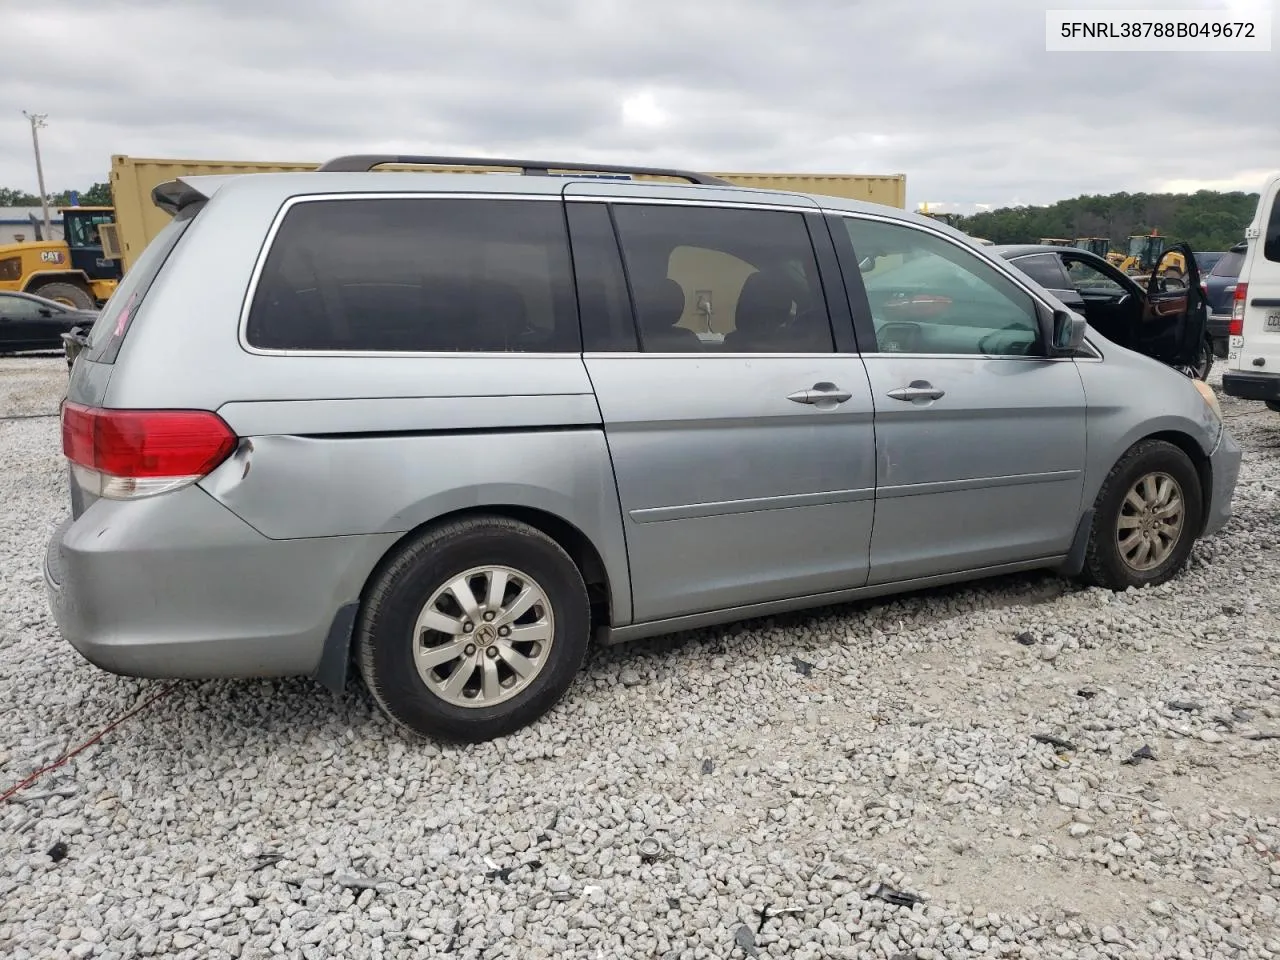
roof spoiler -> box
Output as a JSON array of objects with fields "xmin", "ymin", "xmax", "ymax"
[
  {"xmin": 315, "ymin": 153, "xmax": 733, "ymax": 186},
  {"xmin": 151, "ymin": 178, "xmax": 211, "ymax": 216}
]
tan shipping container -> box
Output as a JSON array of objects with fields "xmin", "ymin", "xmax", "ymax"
[{"xmin": 110, "ymin": 155, "xmax": 907, "ymax": 271}]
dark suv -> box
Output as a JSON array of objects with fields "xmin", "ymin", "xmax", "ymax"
[{"xmin": 1204, "ymin": 242, "xmax": 1247, "ymax": 357}]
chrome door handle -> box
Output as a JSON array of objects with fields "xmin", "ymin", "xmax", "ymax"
[
  {"xmin": 788, "ymin": 382, "xmax": 853, "ymax": 405},
  {"xmin": 886, "ymin": 381, "xmax": 946, "ymax": 402}
]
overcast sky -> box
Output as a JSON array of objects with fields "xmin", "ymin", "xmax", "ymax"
[{"xmin": 1, "ymin": 0, "xmax": 1275, "ymax": 212}]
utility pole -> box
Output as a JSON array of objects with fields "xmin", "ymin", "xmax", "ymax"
[{"xmin": 22, "ymin": 111, "xmax": 51, "ymax": 238}]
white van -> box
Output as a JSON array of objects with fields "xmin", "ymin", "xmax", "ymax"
[{"xmin": 1223, "ymin": 173, "xmax": 1280, "ymax": 411}]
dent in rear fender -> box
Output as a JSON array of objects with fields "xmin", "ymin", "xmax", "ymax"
[
  {"xmin": 1075, "ymin": 351, "xmax": 1221, "ymax": 503},
  {"xmin": 55, "ymin": 486, "xmax": 398, "ymax": 676},
  {"xmin": 199, "ymin": 427, "xmax": 633, "ymax": 625}
]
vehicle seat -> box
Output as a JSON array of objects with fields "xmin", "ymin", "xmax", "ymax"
[
  {"xmin": 635, "ymin": 278, "xmax": 701, "ymax": 352},
  {"xmin": 723, "ymin": 272, "xmax": 795, "ymax": 352}
]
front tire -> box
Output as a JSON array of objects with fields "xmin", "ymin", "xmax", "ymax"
[
  {"xmin": 1080, "ymin": 440, "xmax": 1203, "ymax": 590},
  {"xmin": 356, "ymin": 516, "xmax": 590, "ymax": 743},
  {"xmin": 31, "ymin": 281, "xmax": 94, "ymax": 311}
]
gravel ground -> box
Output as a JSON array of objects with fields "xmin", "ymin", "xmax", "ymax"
[{"xmin": 2, "ymin": 355, "xmax": 1279, "ymax": 960}]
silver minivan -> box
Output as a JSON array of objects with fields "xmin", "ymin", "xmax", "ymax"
[{"xmin": 45, "ymin": 155, "xmax": 1241, "ymax": 742}]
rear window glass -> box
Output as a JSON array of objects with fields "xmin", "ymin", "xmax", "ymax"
[
  {"xmin": 82, "ymin": 211, "xmax": 194, "ymax": 364},
  {"xmin": 245, "ymin": 198, "xmax": 580, "ymax": 353},
  {"xmin": 1209, "ymin": 250, "xmax": 1245, "ymax": 276}
]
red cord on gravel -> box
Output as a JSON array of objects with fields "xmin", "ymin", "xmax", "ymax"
[{"xmin": 0, "ymin": 683, "xmax": 178, "ymax": 804}]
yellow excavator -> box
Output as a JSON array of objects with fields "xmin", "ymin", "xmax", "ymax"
[{"xmin": 1111, "ymin": 231, "xmax": 1186, "ymax": 279}]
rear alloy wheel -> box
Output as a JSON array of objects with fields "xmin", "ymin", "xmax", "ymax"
[
  {"xmin": 32, "ymin": 281, "xmax": 94, "ymax": 311},
  {"xmin": 1080, "ymin": 439, "xmax": 1203, "ymax": 590},
  {"xmin": 356, "ymin": 516, "xmax": 590, "ymax": 743}
]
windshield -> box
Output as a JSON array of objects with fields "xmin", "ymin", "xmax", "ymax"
[{"xmin": 1127, "ymin": 237, "xmax": 1145, "ymax": 258}]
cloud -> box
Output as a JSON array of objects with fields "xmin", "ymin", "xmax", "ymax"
[{"xmin": 0, "ymin": 0, "xmax": 1274, "ymax": 209}]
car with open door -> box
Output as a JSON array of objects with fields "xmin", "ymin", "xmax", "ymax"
[
  {"xmin": 0, "ymin": 290, "xmax": 99, "ymax": 354},
  {"xmin": 993, "ymin": 242, "xmax": 1212, "ymax": 380}
]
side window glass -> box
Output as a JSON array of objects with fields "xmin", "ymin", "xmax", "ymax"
[
  {"xmin": 246, "ymin": 198, "xmax": 580, "ymax": 353},
  {"xmin": 2, "ymin": 297, "xmax": 41, "ymax": 318},
  {"xmin": 844, "ymin": 218, "xmax": 1042, "ymax": 357},
  {"xmin": 1266, "ymin": 194, "xmax": 1280, "ymax": 263},
  {"xmin": 565, "ymin": 202, "xmax": 637, "ymax": 352},
  {"xmin": 609, "ymin": 204, "xmax": 835, "ymax": 354},
  {"xmin": 1065, "ymin": 258, "xmax": 1126, "ymax": 293},
  {"xmin": 1012, "ymin": 254, "xmax": 1070, "ymax": 290}
]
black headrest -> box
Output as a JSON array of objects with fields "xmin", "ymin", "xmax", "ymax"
[
  {"xmin": 735, "ymin": 272, "xmax": 794, "ymax": 335},
  {"xmin": 638, "ymin": 278, "xmax": 687, "ymax": 330}
]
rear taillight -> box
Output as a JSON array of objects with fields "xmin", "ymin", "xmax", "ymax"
[
  {"xmin": 61, "ymin": 402, "xmax": 237, "ymax": 499},
  {"xmin": 1229, "ymin": 283, "xmax": 1248, "ymax": 336}
]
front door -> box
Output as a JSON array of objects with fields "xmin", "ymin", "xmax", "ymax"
[
  {"xmin": 833, "ymin": 214, "xmax": 1088, "ymax": 585},
  {"xmin": 566, "ymin": 190, "xmax": 878, "ymax": 623},
  {"xmin": 1059, "ymin": 253, "xmax": 1145, "ymax": 350},
  {"xmin": 1137, "ymin": 242, "xmax": 1207, "ymax": 369}
]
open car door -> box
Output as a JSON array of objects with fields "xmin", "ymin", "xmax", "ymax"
[{"xmin": 1136, "ymin": 241, "xmax": 1210, "ymax": 376}]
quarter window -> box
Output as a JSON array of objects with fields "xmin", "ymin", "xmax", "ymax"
[
  {"xmin": 246, "ymin": 198, "xmax": 580, "ymax": 353},
  {"xmin": 844, "ymin": 218, "xmax": 1042, "ymax": 357},
  {"xmin": 609, "ymin": 204, "xmax": 835, "ymax": 353},
  {"xmin": 1011, "ymin": 253, "xmax": 1071, "ymax": 290}
]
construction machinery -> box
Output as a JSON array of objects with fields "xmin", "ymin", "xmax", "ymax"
[
  {"xmin": 1112, "ymin": 232, "xmax": 1187, "ymax": 279},
  {"xmin": 1072, "ymin": 237, "xmax": 1111, "ymax": 258},
  {"xmin": 108, "ymin": 155, "xmax": 909, "ymax": 273},
  {"xmin": 1040, "ymin": 238, "xmax": 1073, "ymax": 247},
  {"xmin": 0, "ymin": 205, "xmax": 121, "ymax": 308}
]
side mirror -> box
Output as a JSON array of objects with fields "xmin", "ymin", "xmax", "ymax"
[{"xmin": 1048, "ymin": 309, "xmax": 1087, "ymax": 356}]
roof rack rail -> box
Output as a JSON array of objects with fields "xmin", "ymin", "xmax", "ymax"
[{"xmin": 315, "ymin": 154, "xmax": 733, "ymax": 186}]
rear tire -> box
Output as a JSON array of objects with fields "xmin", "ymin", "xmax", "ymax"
[
  {"xmin": 1079, "ymin": 440, "xmax": 1203, "ymax": 590},
  {"xmin": 356, "ymin": 516, "xmax": 590, "ymax": 743},
  {"xmin": 32, "ymin": 281, "xmax": 94, "ymax": 311}
]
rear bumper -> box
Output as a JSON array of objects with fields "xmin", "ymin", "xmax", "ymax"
[
  {"xmin": 44, "ymin": 486, "xmax": 396, "ymax": 682},
  {"xmin": 1222, "ymin": 370, "xmax": 1280, "ymax": 402},
  {"xmin": 1206, "ymin": 313, "xmax": 1232, "ymax": 340},
  {"xmin": 1202, "ymin": 427, "xmax": 1242, "ymax": 538}
]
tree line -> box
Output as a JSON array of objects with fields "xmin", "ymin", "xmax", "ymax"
[
  {"xmin": 956, "ymin": 189, "xmax": 1258, "ymax": 252},
  {"xmin": 0, "ymin": 182, "xmax": 112, "ymax": 208}
]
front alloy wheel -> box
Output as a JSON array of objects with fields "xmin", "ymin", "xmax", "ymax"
[
  {"xmin": 1081, "ymin": 438, "xmax": 1203, "ymax": 590},
  {"xmin": 1115, "ymin": 471, "xmax": 1185, "ymax": 572}
]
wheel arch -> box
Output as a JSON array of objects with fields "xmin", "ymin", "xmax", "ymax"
[
  {"xmin": 1141, "ymin": 429, "xmax": 1213, "ymax": 536},
  {"xmin": 315, "ymin": 504, "xmax": 624, "ymax": 695},
  {"xmin": 357, "ymin": 504, "xmax": 617, "ymax": 627},
  {"xmin": 23, "ymin": 269, "xmax": 92, "ymax": 293}
]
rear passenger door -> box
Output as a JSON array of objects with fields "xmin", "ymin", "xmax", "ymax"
[{"xmin": 565, "ymin": 185, "xmax": 878, "ymax": 623}]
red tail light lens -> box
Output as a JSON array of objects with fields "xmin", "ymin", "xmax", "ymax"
[
  {"xmin": 61, "ymin": 402, "xmax": 237, "ymax": 499},
  {"xmin": 1229, "ymin": 283, "xmax": 1248, "ymax": 336}
]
